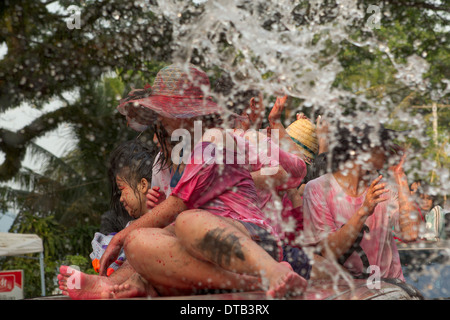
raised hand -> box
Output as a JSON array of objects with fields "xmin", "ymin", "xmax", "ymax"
[
  {"xmin": 361, "ymin": 175, "xmax": 389, "ymax": 216},
  {"xmin": 296, "ymin": 112, "xmax": 308, "ymax": 120},
  {"xmin": 268, "ymin": 95, "xmax": 288, "ymax": 127},
  {"xmin": 388, "ymin": 149, "xmax": 406, "ymax": 176}
]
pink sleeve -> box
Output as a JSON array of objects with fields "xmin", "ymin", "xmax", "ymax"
[
  {"xmin": 277, "ymin": 146, "xmax": 307, "ymax": 189},
  {"xmin": 302, "ymin": 181, "xmax": 337, "ymax": 246},
  {"xmin": 257, "ymin": 136, "xmax": 307, "ymax": 190},
  {"xmin": 170, "ymin": 163, "xmax": 212, "ymax": 208}
]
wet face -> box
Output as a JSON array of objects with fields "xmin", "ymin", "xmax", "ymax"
[
  {"xmin": 366, "ymin": 146, "xmax": 386, "ymax": 171},
  {"xmin": 418, "ymin": 193, "xmax": 433, "ymax": 212},
  {"xmin": 116, "ymin": 175, "xmax": 148, "ymax": 219}
]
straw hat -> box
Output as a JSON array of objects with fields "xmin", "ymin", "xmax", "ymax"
[
  {"xmin": 286, "ymin": 118, "xmax": 318, "ymax": 164},
  {"xmin": 117, "ymin": 64, "xmax": 225, "ymax": 131}
]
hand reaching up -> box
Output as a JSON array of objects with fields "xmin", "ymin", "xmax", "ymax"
[
  {"xmin": 268, "ymin": 95, "xmax": 288, "ymax": 127},
  {"xmin": 361, "ymin": 175, "xmax": 389, "ymax": 217}
]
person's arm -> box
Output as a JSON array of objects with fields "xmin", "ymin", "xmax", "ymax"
[
  {"xmin": 390, "ymin": 154, "xmax": 419, "ymax": 242},
  {"xmin": 251, "ymin": 166, "xmax": 289, "ymax": 190},
  {"xmin": 315, "ymin": 115, "xmax": 329, "ymax": 154},
  {"xmin": 286, "ymin": 184, "xmax": 305, "ymax": 209},
  {"xmin": 251, "ymin": 138, "xmax": 307, "ymax": 191},
  {"xmin": 99, "ymin": 195, "xmax": 187, "ymax": 275}
]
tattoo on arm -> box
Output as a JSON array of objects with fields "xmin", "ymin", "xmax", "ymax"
[{"xmin": 198, "ymin": 228, "xmax": 245, "ymax": 267}]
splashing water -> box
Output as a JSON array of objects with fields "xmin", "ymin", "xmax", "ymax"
[
  {"xmin": 138, "ymin": 0, "xmax": 449, "ymax": 297},
  {"xmin": 149, "ymin": 0, "xmax": 448, "ymax": 188}
]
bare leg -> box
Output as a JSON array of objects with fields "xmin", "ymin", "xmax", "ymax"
[
  {"xmin": 174, "ymin": 209, "xmax": 307, "ymax": 298},
  {"xmin": 123, "ymin": 225, "xmax": 263, "ymax": 295}
]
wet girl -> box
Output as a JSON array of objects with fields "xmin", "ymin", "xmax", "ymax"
[{"xmin": 60, "ymin": 139, "xmax": 161, "ymax": 298}]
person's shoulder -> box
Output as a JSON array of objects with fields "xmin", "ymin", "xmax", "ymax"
[
  {"xmin": 304, "ymin": 173, "xmax": 332, "ymax": 194},
  {"xmin": 306, "ymin": 173, "xmax": 331, "ymax": 186}
]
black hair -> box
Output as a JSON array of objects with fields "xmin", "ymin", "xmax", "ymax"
[
  {"xmin": 108, "ymin": 139, "xmax": 158, "ymax": 214},
  {"xmin": 152, "ymin": 113, "xmax": 224, "ymax": 173},
  {"xmin": 329, "ymin": 122, "xmax": 396, "ymax": 173},
  {"xmin": 303, "ymin": 152, "xmax": 329, "ymax": 184},
  {"xmin": 411, "ymin": 179, "xmax": 441, "ymax": 206},
  {"xmin": 153, "ymin": 121, "xmax": 174, "ymax": 172}
]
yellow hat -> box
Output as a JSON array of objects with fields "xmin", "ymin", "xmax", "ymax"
[{"xmin": 286, "ymin": 118, "xmax": 318, "ymax": 164}]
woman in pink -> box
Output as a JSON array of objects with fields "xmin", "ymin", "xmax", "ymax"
[
  {"xmin": 302, "ymin": 123, "xmax": 419, "ymax": 281},
  {"xmin": 59, "ymin": 64, "xmax": 307, "ymax": 299}
]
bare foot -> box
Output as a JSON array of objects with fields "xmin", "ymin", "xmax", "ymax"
[
  {"xmin": 111, "ymin": 273, "xmax": 159, "ymax": 299},
  {"xmin": 58, "ymin": 265, "xmax": 115, "ymax": 300},
  {"xmin": 266, "ymin": 262, "xmax": 308, "ymax": 299}
]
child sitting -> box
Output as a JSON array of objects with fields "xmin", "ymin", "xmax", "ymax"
[{"xmin": 90, "ymin": 139, "xmax": 159, "ymax": 276}]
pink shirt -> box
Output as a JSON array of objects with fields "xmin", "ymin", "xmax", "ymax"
[
  {"xmin": 302, "ymin": 173, "xmax": 404, "ymax": 280},
  {"xmin": 152, "ymin": 131, "xmax": 307, "ymax": 239},
  {"xmin": 171, "ymin": 139, "xmax": 276, "ymax": 236},
  {"xmin": 280, "ymin": 193, "xmax": 304, "ymax": 246}
]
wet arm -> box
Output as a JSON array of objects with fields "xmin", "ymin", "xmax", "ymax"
[
  {"xmin": 251, "ymin": 166, "xmax": 288, "ymax": 190},
  {"xmin": 320, "ymin": 207, "xmax": 368, "ymax": 259},
  {"xmin": 394, "ymin": 169, "xmax": 419, "ymax": 242},
  {"xmin": 112, "ymin": 196, "xmax": 187, "ymax": 247},
  {"xmin": 251, "ymin": 131, "xmax": 306, "ymax": 191},
  {"xmin": 99, "ymin": 195, "xmax": 187, "ymax": 275}
]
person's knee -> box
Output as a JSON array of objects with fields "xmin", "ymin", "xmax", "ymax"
[
  {"xmin": 123, "ymin": 228, "xmax": 165, "ymax": 259},
  {"xmin": 123, "ymin": 228, "xmax": 146, "ymax": 258},
  {"xmin": 174, "ymin": 209, "xmax": 205, "ymax": 237}
]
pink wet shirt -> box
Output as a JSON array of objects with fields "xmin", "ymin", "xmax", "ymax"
[
  {"xmin": 302, "ymin": 173, "xmax": 404, "ymax": 280},
  {"xmin": 170, "ymin": 136, "xmax": 278, "ymax": 239}
]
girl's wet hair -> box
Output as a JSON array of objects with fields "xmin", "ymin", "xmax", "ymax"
[
  {"xmin": 108, "ymin": 139, "xmax": 158, "ymax": 213},
  {"xmin": 153, "ymin": 121, "xmax": 174, "ymax": 172}
]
